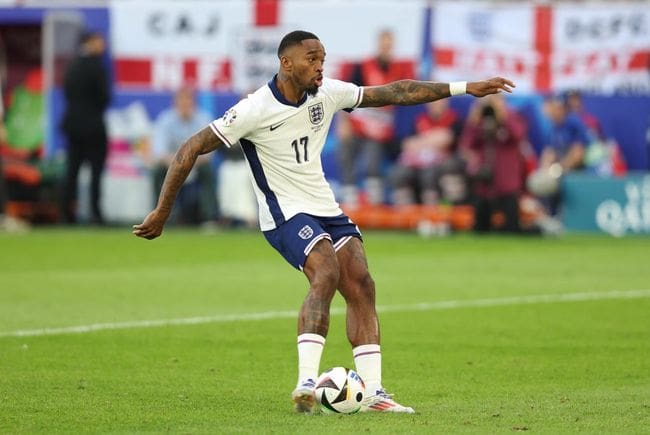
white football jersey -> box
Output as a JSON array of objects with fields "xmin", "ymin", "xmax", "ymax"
[{"xmin": 210, "ymin": 76, "xmax": 363, "ymax": 231}]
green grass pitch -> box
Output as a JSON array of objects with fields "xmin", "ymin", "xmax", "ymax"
[{"xmin": 1, "ymin": 229, "xmax": 649, "ymax": 433}]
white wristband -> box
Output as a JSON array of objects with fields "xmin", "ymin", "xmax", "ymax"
[{"xmin": 449, "ymin": 81, "xmax": 467, "ymax": 96}]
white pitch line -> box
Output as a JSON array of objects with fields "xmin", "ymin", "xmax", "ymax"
[{"xmin": 2, "ymin": 289, "xmax": 649, "ymax": 339}]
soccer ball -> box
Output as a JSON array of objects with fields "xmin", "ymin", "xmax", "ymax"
[
  {"xmin": 526, "ymin": 163, "xmax": 563, "ymax": 197},
  {"xmin": 314, "ymin": 367, "xmax": 365, "ymax": 414}
]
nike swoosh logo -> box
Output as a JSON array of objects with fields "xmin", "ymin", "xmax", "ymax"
[{"xmin": 269, "ymin": 122, "xmax": 285, "ymax": 131}]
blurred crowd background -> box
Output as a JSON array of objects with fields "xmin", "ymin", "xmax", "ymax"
[{"xmin": 1, "ymin": 0, "xmax": 649, "ymax": 237}]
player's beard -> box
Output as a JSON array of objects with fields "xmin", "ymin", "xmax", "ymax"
[{"xmin": 306, "ymin": 85, "xmax": 319, "ymax": 96}]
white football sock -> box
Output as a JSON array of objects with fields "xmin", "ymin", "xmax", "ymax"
[
  {"xmin": 353, "ymin": 344, "xmax": 382, "ymax": 395},
  {"xmin": 297, "ymin": 333, "xmax": 326, "ymax": 386}
]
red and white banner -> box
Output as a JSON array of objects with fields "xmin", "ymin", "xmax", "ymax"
[
  {"xmin": 433, "ymin": 2, "xmax": 539, "ymax": 93},
  {"xmin": 110, "ymin": 0, "xmax": 250, "ymax": 90},
  {"xmin": 110, "ymin": 0, "xmax": 650, "ymax": 94},
  {"xmin": 551, "ymin": 5, "xmax": 650, "ymax": 93},
  {"xmin": 433, "ymin": 1, "xmax": 650, "ymax": 94},
  {"xmin": 110, "ymin": 0, "xmax": 426, "ymax": 92}
]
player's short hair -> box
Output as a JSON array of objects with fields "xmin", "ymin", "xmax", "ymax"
[{"xmin": 277, "ymin": 30, "xmax": 320, "ymax": 58}]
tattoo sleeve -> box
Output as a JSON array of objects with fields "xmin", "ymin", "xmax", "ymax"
[
  {"xmin": 359, "ymin": 80, "xmax": 450, "ymax": 107},
  {"xmin": 155, "ymin": 126, "xmax": 223, "ymax": 215}
]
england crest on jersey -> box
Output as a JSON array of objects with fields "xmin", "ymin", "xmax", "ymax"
[
  {"xmin": 298, "ymin": 225, "xmax": 314, "ymax": 240},
  {"xmin": 222, "ymin": 108, "xmax": 237, "ymax": 126},
  {"xmin": 308, "ymin": 102, "xmax": 324, "ymax": 125}
]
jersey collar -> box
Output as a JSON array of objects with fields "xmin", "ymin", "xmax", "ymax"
[{"xmin": 268, "ymin": 74, "xmax": 308, "ymax": 108}]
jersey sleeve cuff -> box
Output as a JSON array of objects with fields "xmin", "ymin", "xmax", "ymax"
[
  {"xmin": 209, "ymin": 121, "xmax": 233, "ymax": 148},
  {"xmin": 353, "ymin": 86, "xmax": 364, "ymax": 109},
  {"xmin": 343, "ymin": 86, "xmax": 364, "ymax": 113}
]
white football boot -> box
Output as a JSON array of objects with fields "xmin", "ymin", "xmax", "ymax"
[
  {"xmin": 291, "ymin": 378, "xmax": 316, "ymax": 413},
  {"xmin": 361, "ymin": 388, "xmax": 415, "ymax": 413}
]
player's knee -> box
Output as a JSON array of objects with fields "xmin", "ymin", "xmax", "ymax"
[
  {"xmin": 342, "ymin": 272, "xmax": 375, "ymax": 305},
  {"xmin": 304, "ymin": 239, "xmax": 340, "ymax": 293},
  {"xmin": 319, "ymin": 265, "xmax": 340, "ymax": 291},
  {"xmin": 311, "ymin": 262, "xmax": 340, "ymax": 297},
  {"xmin": 358, "ymin": 272, "xmax": 376, "ymax": 302}
]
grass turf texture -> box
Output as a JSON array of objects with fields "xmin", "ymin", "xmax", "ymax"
[{"xmin": 1, "ymin": 229, "xmax": 649, "ymax": 433}]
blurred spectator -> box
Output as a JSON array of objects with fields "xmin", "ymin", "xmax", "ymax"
[
  {"xmin": 0, "ymin": 40, "xmax": 30, "ymax": 233},
  {"xmin": 0, "ymin": 79, "xmax": 9, "ymax": 230},
  {"xmin": 460, "ymin": 95, "xmax": 527, "ymax": 233},
  {"xmin": 0, "ymin": 72, "xmax": 5, "ymax": 208},
  {"xmin": 61, "ymin": 31, "xmax": 110, "ymax": 225},
  {"xmin": 565, "ymin": 90, "xmax": 627, "ymax": 177},
  {"xmin": 389, "ymin": 98, "xmax": 465, "ymax": 205},
  {"xmin": 538, "ymin": 96, "xmax": 589, "ymax": 215},
  {"xmin": 336, "ymin": 29, "xmax": 413, "ymax": 207},
  {"xmin": 540, "ymin": 96, "xmax": 588, "ymax": 173},
  {"xmin": 152, "ymin": 86, "xmax": 217, "ymax": 225},
  {"xmin": 564, "ymin": 90, "xmax": 602, "ymax": 141},
  {"xmin": 217, "ymin": 143, "xmax": 257, "ymax": 229}
]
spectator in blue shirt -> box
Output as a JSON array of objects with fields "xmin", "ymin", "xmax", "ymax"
[
  {"xmin": 537, "ymin": 96, "xmax": 589, "ymax": 216},
  {"xmin": 152, "ymin": 86, "xmax": 217, "ymax": 224},
  {"xmin": 540, "ymin": 96, "xmax": 589, "ymax": 172}
]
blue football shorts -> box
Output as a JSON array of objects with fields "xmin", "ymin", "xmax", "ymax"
[{"xmin": 263, "ymin": 213, "xmax": 362, "ymax": 270}]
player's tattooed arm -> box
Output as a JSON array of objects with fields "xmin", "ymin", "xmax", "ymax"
[
  {"xmin": 133, "ymin": 127, "xmax": 223, "ymax": 239},
  {"xmin": 360, "ymin": 80, "xmax": 450, "ymax": 107},
  {"xmin": 359, "ymin": 77, "xmax": 515, "ymax": 107},
  {"xmin": 157, "ymin": 127, "xmax": 221, "ymax": 215}
]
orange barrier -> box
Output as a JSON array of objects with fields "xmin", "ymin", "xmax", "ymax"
[
  {"xmin": 342, "ymin": 204, "xmax": 475, "ymax": 231},
  {"xmin": 5, "ymin": 200, "xmax": 59, "ymax": 222}
]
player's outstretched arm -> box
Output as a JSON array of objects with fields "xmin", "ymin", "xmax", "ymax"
[
  {"xmin": 359, "ymin": 77, "xmax": 515, "ymax": 108},
  {"xmin": 133, "ymin": 127, "xmax": 223, "ymax": 240}
]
